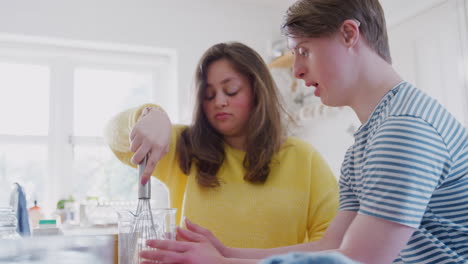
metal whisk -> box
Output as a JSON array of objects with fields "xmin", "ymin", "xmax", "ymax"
[{"xmin": 128, "ymin": 156, "xmax": 158, "ymax": 264}]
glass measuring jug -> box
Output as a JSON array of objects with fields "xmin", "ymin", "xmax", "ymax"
[{"xmin": 117, "ymin": 208, "xmax": 176, "ymax": 264}]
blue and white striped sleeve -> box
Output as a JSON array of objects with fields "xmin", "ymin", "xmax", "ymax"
[
  {"xmin": 358, "ymin": 116, "xmax": 451, "ymax": 228},
  {"xmin": 339, "ymin": 148, "xmax": 360, "ymax": 212}
]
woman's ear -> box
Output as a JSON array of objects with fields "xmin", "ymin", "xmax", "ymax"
[{"xmin": 340, "ymin": 19, "xmax": 360, "ymax": 47}]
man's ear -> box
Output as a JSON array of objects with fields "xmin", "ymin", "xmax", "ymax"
[{"xmin": 340, "ymin": 19, "xmax": 360, "ymax": 47}]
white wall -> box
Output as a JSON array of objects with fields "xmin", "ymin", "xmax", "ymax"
[
  {"xmin": 0, "ymin": 0, "xmax": 285, "ymax": 122},
  {"xmin": 388, "ymin": 0, "xmax": 468, "ymax": 126},
  {"xmin": 380, "ymin": 0, "xmax": 447, "ymax": 27}
]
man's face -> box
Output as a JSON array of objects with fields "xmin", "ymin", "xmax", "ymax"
[{"xmin": 288, "ymin": 34, "xmax": 356, "ymax": 107}]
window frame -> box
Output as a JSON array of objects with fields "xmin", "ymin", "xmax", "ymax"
[{"xmin": 0, "ymin": 33, "xmax": 177, "ymax": 213}]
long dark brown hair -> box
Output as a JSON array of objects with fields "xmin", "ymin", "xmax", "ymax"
[{"xmin": 176, "ymin": 42, "xmax": 289, "ymax": 187}]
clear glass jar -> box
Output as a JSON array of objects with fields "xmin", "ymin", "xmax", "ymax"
[{"xmin": 0, "ymin": 207, "xmax": 21, "ymax": 240}]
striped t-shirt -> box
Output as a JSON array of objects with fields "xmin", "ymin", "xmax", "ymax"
[{"xmin": 339, "ymin": 82, "xmax": 467, "ymax": 263}]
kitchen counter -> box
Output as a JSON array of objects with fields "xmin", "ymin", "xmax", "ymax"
[
  {"xmin": 61, "ymin": 224, "xmax": 118, "ymax": 236},
  {"xmin": 61, "ymin": 225, "xmax": 118, "ymax": 264},
  {"xmin": 0, "ymin": 234, "xmax": 117, "ymax": 264}
]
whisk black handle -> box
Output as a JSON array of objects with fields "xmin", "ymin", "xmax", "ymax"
[{"xmin": 138, "ymin": 155, "xmax": 151, "ymax": 199}]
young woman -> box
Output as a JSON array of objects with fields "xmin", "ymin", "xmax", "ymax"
[{"xmin": 105, "ymin": 42, "xmax": 338, "ymax": 249}]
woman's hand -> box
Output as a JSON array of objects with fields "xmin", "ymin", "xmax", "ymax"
[
  {"xmin": 140, "ymin": 227, "xmax": 227, "ymax": 264},
  {"xmin": 130, "ymin": 106, "xmax": 171, "ymax": 185},
  {"xmin": 182, "ymin": 218, "xmax": 232, "ymax": 257}
]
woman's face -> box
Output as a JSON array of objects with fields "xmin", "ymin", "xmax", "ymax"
[{"xmin": 202, "ymin": 59, "xmax": 254, "ymax": 139}]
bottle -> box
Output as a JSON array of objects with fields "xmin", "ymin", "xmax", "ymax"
[
  {"xmin": 28, "ymin": 200, "xmax": 44, "ymax": 229},
  {"xmin": 0, "ymin": 207, "xmax": 22, "ymax": 240},
  {"xmin": 32, "ymin": 219, "xmax": 63, "ymax": 236}
]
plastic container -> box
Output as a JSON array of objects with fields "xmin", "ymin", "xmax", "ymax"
[
  {"xmin": 0, "ymin": 207, "xmax": 21, "ymax": 240},
  {"xmin": 33, "ymin": 219, "xmax": 63, "ymax": 236},
  {"xmin": 28, "ymin": 200, "xmax": 45, "ymax": 229}
]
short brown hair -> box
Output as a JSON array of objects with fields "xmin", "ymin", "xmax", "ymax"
[
  {"xmin": 282, "ymin": 0, "xmax": 392, "ymax": 63},
  {"xmin": 176, "ymin": 42, "xmax": 288, "ymax": 187}
]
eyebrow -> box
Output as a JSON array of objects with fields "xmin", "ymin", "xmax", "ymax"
[
  {"xmin": 287, "ymin": 40, "xmax": 310, "ymax": 50},
  {"xmin": 207, "ymin": 77, "xmax": 233, "ymax": 88}
]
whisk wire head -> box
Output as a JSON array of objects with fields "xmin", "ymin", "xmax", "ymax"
[{"xmin": 127, "ymin": 156, "xmax": 159, "ymax": 264}]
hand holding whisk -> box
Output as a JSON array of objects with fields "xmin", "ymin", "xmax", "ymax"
[{"xmin": 128, "ymin": 156, "xmax": 158, "ymax": 264}]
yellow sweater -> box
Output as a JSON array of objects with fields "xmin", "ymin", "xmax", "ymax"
[{"xmin": 105, "ymin": 105, "xmax": 339, "ymax": 249}]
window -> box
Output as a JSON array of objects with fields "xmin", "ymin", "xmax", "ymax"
[
  {"xmin": 72, "ymin": 68, "xmax": 154, "ymax": 200},
  {"xmin": 0, "ymin": 34, "xmax": 177, "ymax": 214},
  {"xmin": 0, "ymin": 62, "xmax": 50, "ymax": 209}
]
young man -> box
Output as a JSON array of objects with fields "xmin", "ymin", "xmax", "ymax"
[{"xmin": 140, "ymin": 0, "xmax": 468, "ymax": 263}]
